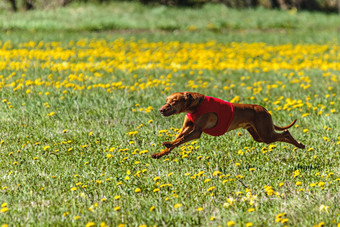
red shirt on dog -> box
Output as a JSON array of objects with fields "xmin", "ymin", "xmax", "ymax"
[{"xmin": 186, "ymin": 96, "xmax": 234, "ymax": 136}]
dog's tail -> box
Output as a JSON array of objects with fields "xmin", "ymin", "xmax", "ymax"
[{"xmin": 274, "ymin": 119, "xmax": 297, "ymax": 131}]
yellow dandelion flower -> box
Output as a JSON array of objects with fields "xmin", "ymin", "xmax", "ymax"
[
  {"xmin": 207, "ymin": 186, "xmax": 215, "ymax": 191},
  {"xmin": 0, "ymin": 207, "xmax": 9, "ymax": 213},
  {"xmin": 213, "ymin": 171, "xmax": 222, "ymax": 176},
  {"xmin": 281, "ymin": 218, "xmax": 289, "ymax": 223},
  {"xmin": 127, "ymin": 131, "xmax": 138, "ymax": 136},
  {"xmin": 318, "ymin": 182, "xmax": 325, "ymax": 187},
  {"xmin": 174, "ymin": 203, "xmax": 182, "ymax": 209},
  {"xmin": 203, "ymin": 177, "xmax": 213, "ymax": 183},
  {"xmin": 248, "ymin": 208, "xmax": 255, "ymax": 212},
  {"xmin": 43, "ymin": 145, "xmax": 50, "ymax": 151},
  {"xmin": 86, "ymin": 222, "xmax": 95, "ymax": 227},
  {"xmin": 106, "ymin": 154, "xmax": 113, "ymax": 158},
  {"xmin": 46, "ymin": 111, "xmax": 55, "ymax": 117},
  {"xmin": 316, "ymin": 222, "xmax": 325, "ymax": 227},
  {"xmin": 319, "ymin": 205, "xmax": 330, "ymax": 212},
  {"xmin": 100, "ymin": 222, "xmax": 108, "ymax": 227},
  {"xmin": 294, "ymin": 170, "xmax": 300, "ymax": 177},
  {"xmin": 227, "ymin": 221, "xmax": 235, "ymax": 226}
]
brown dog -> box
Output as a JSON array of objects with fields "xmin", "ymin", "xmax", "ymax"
[{"xmin": 151, "ymin": 92, "xmax": 305, "ymax": 159}]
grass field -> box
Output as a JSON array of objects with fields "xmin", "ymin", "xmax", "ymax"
[{"xmin": 0, "ymin": 2, "xmax": 339, "ymax": 227}]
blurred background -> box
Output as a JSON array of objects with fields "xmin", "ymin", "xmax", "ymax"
[{"xmin": 2, "ymin": 0, "xmax": 340, "ymax": 12}]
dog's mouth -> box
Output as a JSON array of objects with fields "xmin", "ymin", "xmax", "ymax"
[{"xmin": 160, "ymin": 109, "xmax": 176, "ymax": 117}]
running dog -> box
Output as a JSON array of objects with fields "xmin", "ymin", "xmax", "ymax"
[{"xmin": 151, "ymin": 92, "xmax": 305, "ymax": 159}]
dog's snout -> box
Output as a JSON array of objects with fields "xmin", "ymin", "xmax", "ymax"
[{"xmin": 160, "ymin": 104, "xmax": 171, "ymax": 112}]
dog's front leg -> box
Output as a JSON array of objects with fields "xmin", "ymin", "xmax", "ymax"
[
  {"xmin": 162, "ymin": 116, "xmax": 194, "ymax": 148},
  {"xmin": 151, "ymin": 147, "xmax": 173, "ymax": 159},
  {"xmin": 152, "ymin": 122, "xmax": 205, "ymax": 159},
  {"xmin": 151, "ymin": 129, "xmax": 202, "ymax": 159},
  {"xmin": 152, "ymin": 117, "xmax": 195, "ymax": 159},
  {"xmin": 166, "ymin": 113, "xmax": 214, "ymax": 149},
  {"xmin": 170, "ymin": 129, "xmax": 202, "ymax": 148},
  {"xmin": 152, "ymin": 113, "xmax": 212, "ymax": 159}
]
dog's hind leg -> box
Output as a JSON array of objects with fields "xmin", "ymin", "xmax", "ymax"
[
  {"xmin": 279, "ymin": 130, "xmax": 305, "ymax": 149},
  {"xmin": 252, "ymin": 111, "xmax": 305, "ymax": 149},
  {"xmin": 246, "ymin": 127, "xmax": 263, "ymax": 142}
]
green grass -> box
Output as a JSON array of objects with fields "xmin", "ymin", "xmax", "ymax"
[
  {"xmin": 1, "ymin": 2, "xmax": 340, "ymax": 32},
  {"xmin": 0, "ymin": 2, "xmax": 339, "ymax": 226},
  {"xmin": 0, "ymin": 2, "xmax": 340, "ymax": 44}
]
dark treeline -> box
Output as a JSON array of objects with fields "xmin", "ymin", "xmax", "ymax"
[{"xmin": 6, "ymin": 0, "xmax": 340, "ymax": 13}]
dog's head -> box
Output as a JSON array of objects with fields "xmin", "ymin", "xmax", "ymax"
[{"xmin": 159, "ymin": 92, "xmax": 193, "ymax": 117}]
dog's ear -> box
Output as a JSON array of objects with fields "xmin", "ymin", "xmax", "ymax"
[{"xmin": 184, "ymin": 91, "xmax": 193, "ymax": 101}]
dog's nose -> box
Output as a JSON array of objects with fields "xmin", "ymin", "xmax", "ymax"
[{"xmin": 159, "ymin": 107, "xmax": 166, "ymax": 113}]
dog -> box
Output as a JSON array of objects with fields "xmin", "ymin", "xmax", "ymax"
[{"xmin": 151, "ymin": 92, "xmax": 305, "ymax": 159}]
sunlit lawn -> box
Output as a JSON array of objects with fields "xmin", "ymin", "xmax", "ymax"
[{"xmin": 0, "ymin": 2, "xmax": 339, "ymax": 227}]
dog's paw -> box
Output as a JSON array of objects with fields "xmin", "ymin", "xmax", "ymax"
[
  {"xmin": 151, "ymin": 153, "xmax": 162, "ymax": 159},
  {"xmin": 162, "ymin": 141, "xmax": 172, "ymax": 148},
  {"xmin": 297, "ymin": 142, "xmax": 306, "ymax": 149},
  {"xmin": 151, "ymin": 148, "xmax": 171, "ymax": 159}
]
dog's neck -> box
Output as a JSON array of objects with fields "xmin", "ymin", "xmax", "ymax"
[{"xmin": 186, "ymin": 95, "xmax": 204, "ymax": 114}]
